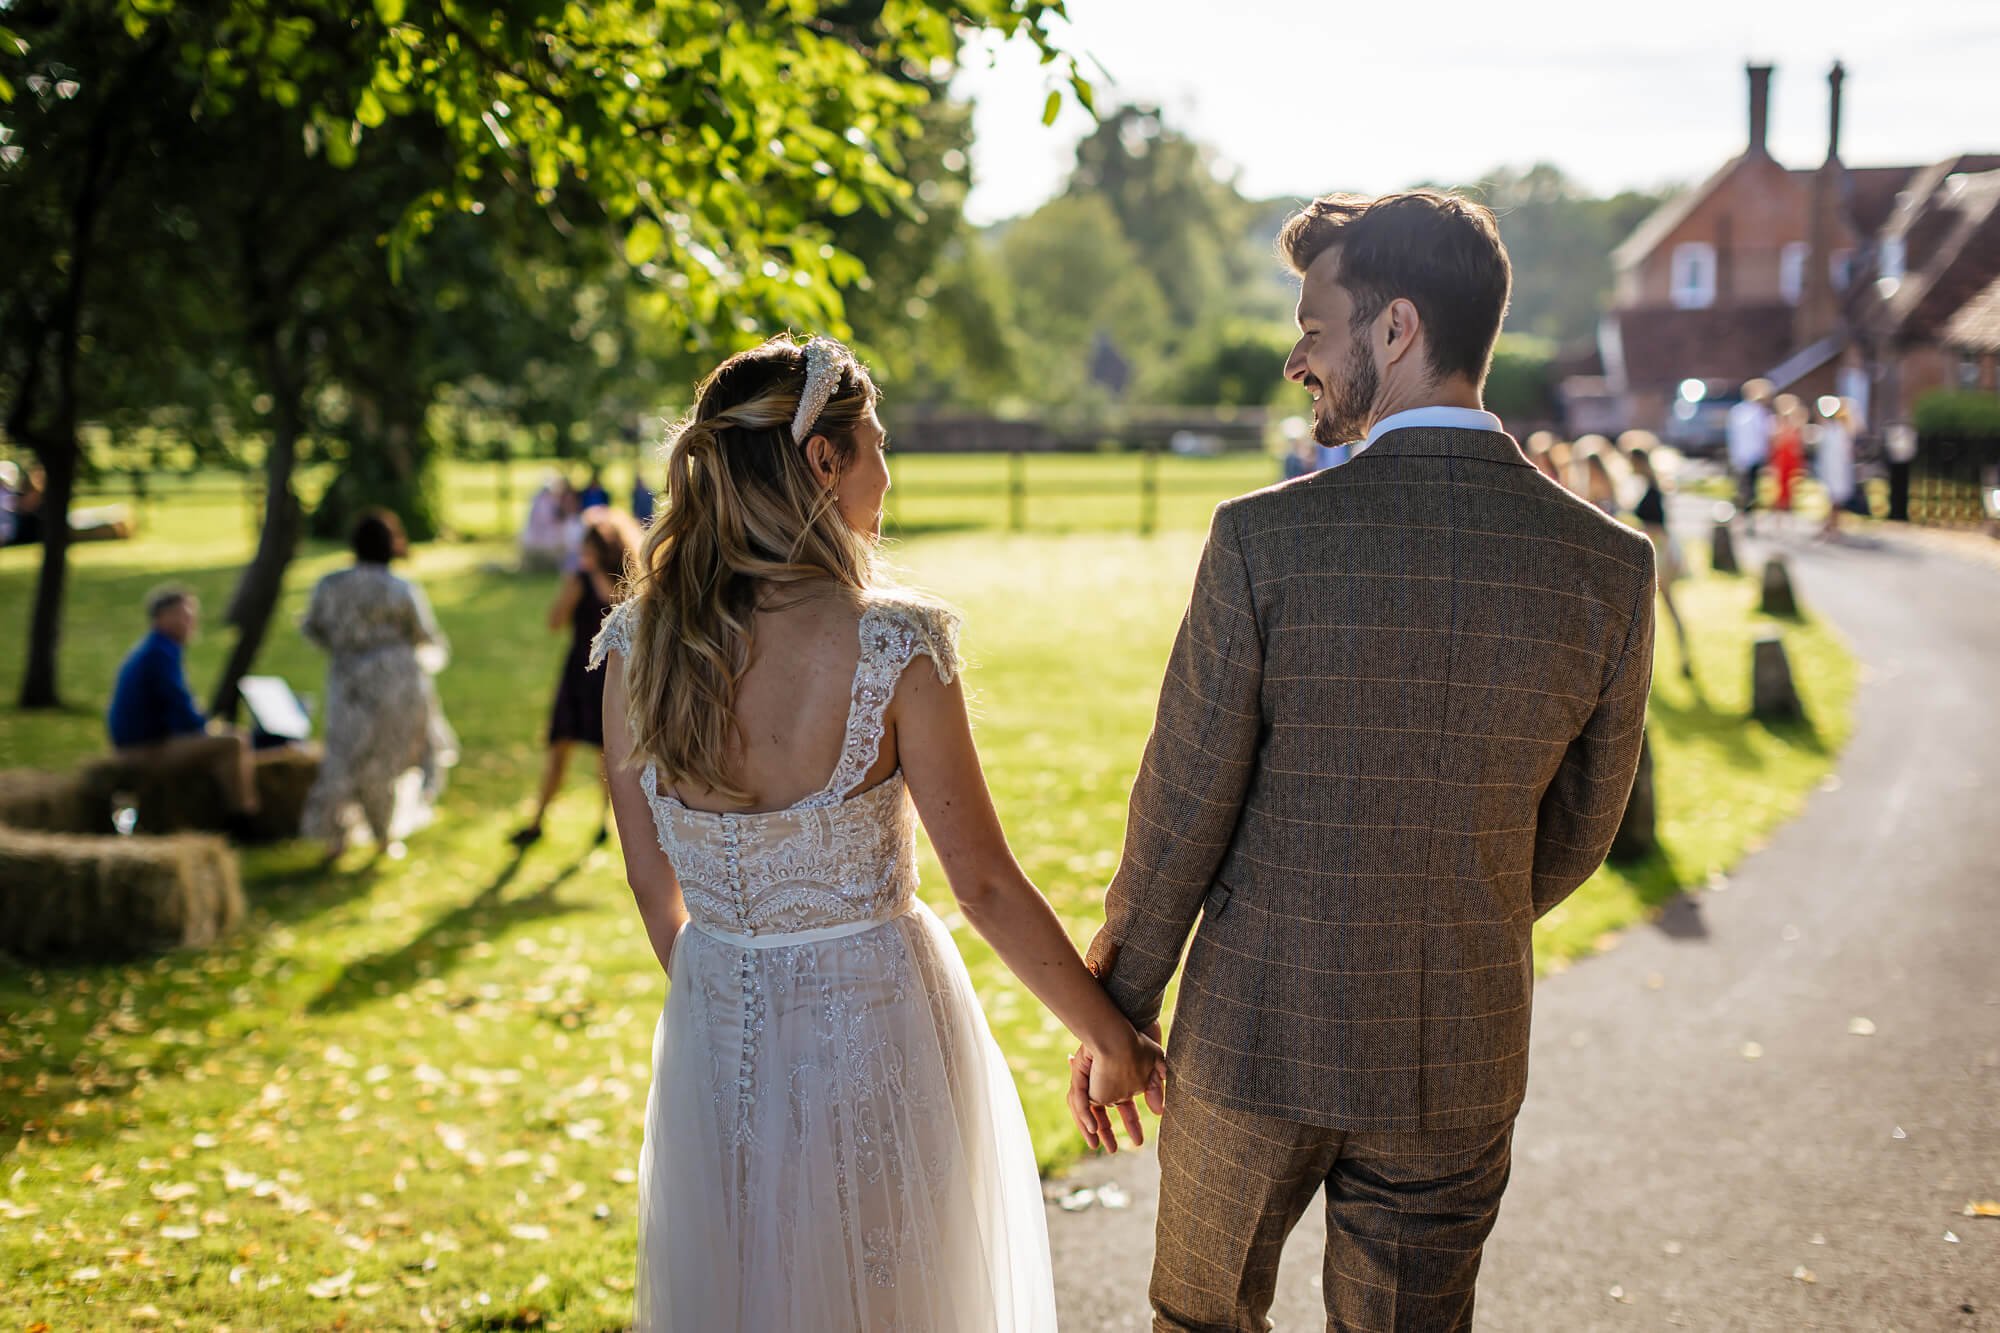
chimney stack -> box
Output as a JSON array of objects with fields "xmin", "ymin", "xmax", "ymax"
[
  {"xmin": 1747, "ymin": 64, "xmax": 1774, "ymax": 157},
  {"xmin": 1826, "ymin": 60, "xmax": 1845, "ymax": 162}
]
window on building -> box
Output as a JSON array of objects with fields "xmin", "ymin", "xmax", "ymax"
[
  {"xmin": 1962, "ymin": 352, "xmax": 1982, "ymax": 389},
  {"xmin": 1780, "ymin": 242, "xmax": 1809, "ymax": 305},
  {"xmin": 1670, "ymin": 242, "xmax": 1717, "ymax": 309}
]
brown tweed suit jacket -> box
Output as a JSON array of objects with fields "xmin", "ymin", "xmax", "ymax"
[{"xmin": 1087, "ymin": 426, "xmax": 1656, "ymax": 1132}]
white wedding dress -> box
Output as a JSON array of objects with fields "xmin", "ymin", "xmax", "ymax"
[{"xmin": 590, "ymin": 594, "xmax": 1057, "ymax": 1332}]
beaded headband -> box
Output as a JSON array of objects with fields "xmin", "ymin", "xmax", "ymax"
[{"xmin": 790, "ymin": 337, "xmax": 839, "ymax": 444}]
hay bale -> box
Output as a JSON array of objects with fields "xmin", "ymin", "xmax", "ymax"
[
  {"xmin": 250, "ymin": 744, "xmax": 322, "ymax": 840},
  {"xmin": 74, "ymin": 743, "xmax": 320, "ymax": 838},
  {"xmin": 77, "ymin": 752, "xmax": 225, "ymax": 835},
  {"xmin": 0, "ymin": 768, "xmax": 99, "ymax": 834},
  {"xmin": 0, "ymin": 827, "xmax": 243, "ymax": 961}
]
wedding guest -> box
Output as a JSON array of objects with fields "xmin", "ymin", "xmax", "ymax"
[
  {"xmin": 578, "ymin": 466, "xmax": 611, "ymax": 511},
  {"xmin": 1524, "ymin": 430, "xmax": 1562, "ymax": 483},
  {"xmin": 107, "ymin": 586, "xmax": 263, "ymax": 834},
  {"xmin": 510, "ymin": 506, "xmax": 643, "ymax": 848},
  {"xmin": 0, "ymin": 461, "xmax": 18, "ymax": 546},
  {"xmin": 1624, "ymin": 438, "xmax": 1694, "ymax": 678},
  {"xmin": 1575, "ymin": 436, "xmax": 1621, "ymax": 514},
  {"xmin": 4, "ymin": 463, "xmax": 45, "ymax": 546},
  {"xmin": 1547, "ymin": 437, "xmax": 1574, "ymax": 493},
  {"xmin": 1817, "ymin": 397, "xmax": 1858, "ymax": 540},
  {"xmin": 631, "ymin": 472, "xmax": 656, "ymax": 525},
  {"xmin": 1727, "ymin": 378, "xmax": 1775, "ymax": 526},
  {"xmin": 520, "ymin": 473, "xmax": 572, "ymax": 571},
  {"xmin": 1770, "ymin": 395, "xmax": 1806, "ymax": 525},
  {"xmin": 299, "ymin": 509, "xmax": 458, "ymax": 862}
]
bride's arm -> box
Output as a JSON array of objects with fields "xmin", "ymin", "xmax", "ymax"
[
  {"xmin": 602, "ymin": 648, "xmax": 689, "ymax": 975},
  {"xmin": 895, "ymin": 660, "xmax": 1165, "ymax": 1119}
]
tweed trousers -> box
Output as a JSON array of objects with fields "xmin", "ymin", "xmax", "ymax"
[{"xmin": 1150, "ymin": 1086, "xmax": 1513, "ymax": 1333}]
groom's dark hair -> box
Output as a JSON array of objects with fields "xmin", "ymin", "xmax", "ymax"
[{"xmin": 1278, "ymin": 190, "xmax": 1511, "ymax": 387}]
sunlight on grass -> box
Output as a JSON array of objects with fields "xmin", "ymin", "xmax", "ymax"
[{"xmin": 0, "ymin": 463, "xmax": 1853, "ymax": 1329}]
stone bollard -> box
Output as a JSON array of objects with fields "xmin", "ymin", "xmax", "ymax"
[
  {"xmin": 1710, "ymin": 520, "xmax": 1739, "ymax": 574},
  {"xmin": 1610, "ymin": 729, "xmax": 1656, "ymax": 862},
  {"xmin": 1751, "ymin": 632, "xmax": 1805, "ymax": 721},
  {"xmin": 1760, "ymin": 557, "xmax": 1799, "ymax": 617}
]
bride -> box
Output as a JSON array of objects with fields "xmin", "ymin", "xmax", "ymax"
[{"xmin": 590, "ymin": 335, "xmax": 1166, "ymax": 1330}]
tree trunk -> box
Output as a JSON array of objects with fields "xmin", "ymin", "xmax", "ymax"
[
  {"xmin": 208, "ymin": 326, "xmax": 305, "ymax": 721},
  {"xmin": 15, "ymin": 51, "xmax": 124, "ymax": 710},
  {"xmin": 17, "ymin": 445, "xmax": 80, "ymax": 709}
]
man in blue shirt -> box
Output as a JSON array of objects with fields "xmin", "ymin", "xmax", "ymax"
[{"xmin": 107, "ymin": 586, "xmax": 260, "ymax": 829}]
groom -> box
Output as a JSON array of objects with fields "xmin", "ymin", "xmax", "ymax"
[{"xmin": 1072, "ymin": 191, "xmax": 1656, "ymax": 1329}]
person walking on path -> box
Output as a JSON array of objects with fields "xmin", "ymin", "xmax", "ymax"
[
  {"xmin": 1770, "ymin": 394, "xmax": 1807, "ymax": 528},
  {"xmin": 1817, "ymin": 396, "xmax": 1858, "ymax": 540},
  {"xmin": 1068, "ymin": 191, "xmax": 1656, "ymax": 1331},
  {"xmin": 511, "ymin": 505, "xmax": 644, "ymax": 848},
  {"xmin": 1624, "ymin": 436, "xmax": 1695, "ymax": 679},
  {"xmin": 1727, "ymin": 378, "xmax": 1775, "ymax": 527},
  {"xmin": 299, "ymin": 509, "xmax": 458, "ymax": 863}
]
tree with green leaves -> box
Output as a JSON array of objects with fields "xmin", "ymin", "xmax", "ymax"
[{"xmin": 1, "ymin": 0, "xmax": 1088, "ymax": 712}]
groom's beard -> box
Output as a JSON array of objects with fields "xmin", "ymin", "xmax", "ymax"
[{"xmin": 1313, "ymin": 343, "xmax": 1380, "ymax": 446}]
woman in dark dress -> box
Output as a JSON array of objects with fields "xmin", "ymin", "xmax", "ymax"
[
  {"xmin": 512, "ymin": 506, "xmax": 643, "ymax": 847},
  {"xmin": 1623, "ymin": 438, "xmax": 1695, "ymax": 680}
]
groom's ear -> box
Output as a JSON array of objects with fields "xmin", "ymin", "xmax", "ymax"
[{"xmin": 1381, "ymin": 297, "xmax": 1423, "ymax": 371}]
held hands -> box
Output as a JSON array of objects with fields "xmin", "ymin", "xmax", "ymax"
[{"xmin": 1065, "ymin": 1024, "xmax": 1166, "ymax": 1153}]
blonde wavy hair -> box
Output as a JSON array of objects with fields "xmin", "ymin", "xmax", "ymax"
[{"xmin": 622, "ymin": 336, "xmax": 880, "ymax": 803}]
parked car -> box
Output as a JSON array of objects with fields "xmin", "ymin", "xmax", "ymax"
[{"xmin": 1663, "ymin": 392, "xmax": 1741, "ymax": 456}]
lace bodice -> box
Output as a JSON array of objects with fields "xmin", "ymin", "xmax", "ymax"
[{"xmin": 590, "ymin": 592, "xmax": 962, "ymax": 939}]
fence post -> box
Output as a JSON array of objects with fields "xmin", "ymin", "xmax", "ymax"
[
  {"xmin": 1008, "ymin": 450, "xmax": 1026, "ymax": 533},
  {"xmin": 1138, "ymin": 447, "xmax": 1159, "ymax": 536}
]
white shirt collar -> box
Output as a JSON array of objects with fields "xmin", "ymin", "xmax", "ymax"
[{"xmin": 1359, "ymin": 406, "xmax": 1505, "ymax": 453}]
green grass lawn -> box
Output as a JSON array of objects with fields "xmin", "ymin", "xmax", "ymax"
[{"xmin": 0, "ymin": 458, "xmax": 1853, "ymax": 1330}]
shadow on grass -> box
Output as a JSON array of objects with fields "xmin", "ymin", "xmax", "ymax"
[
  {"xmin": 1648, "ymin": 674, "xmax": 1829, "ymax": 766},
  {"xmin": 1608, "ymin": 843, "xmax": 1708, "ymax": 941},
  {"xmin": 305, "ymin": 847, "xmax": 592, "ymax": 1015}
]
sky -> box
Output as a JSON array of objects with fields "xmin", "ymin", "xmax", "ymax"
[{"xmin": 952, "ymin": 0, "xmax": 2000, "ymax": 224}]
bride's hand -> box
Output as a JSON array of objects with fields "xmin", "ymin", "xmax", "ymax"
[{"xmin": 1075, "ymin": 1025, "xmax": 1166, "ymax": 1150}]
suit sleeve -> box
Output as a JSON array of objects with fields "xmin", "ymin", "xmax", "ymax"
[
  {"xmin": 1530, "ymin": 553, "xmax": 1657, "ymax": 918},
  {"xmin": 1086, "ymin": 505, "xmax": 1264, "ymax": 1028}
]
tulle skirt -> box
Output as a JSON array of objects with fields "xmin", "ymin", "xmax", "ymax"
[{"xmin": 634, "ymin": 902, "xmax": 1057, "ymax": 1332}]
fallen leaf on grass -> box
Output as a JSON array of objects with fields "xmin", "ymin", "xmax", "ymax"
[
  {"xmin": 1847, "ymin": 1017, "xmax": 1876, "ymax": 1036},
  {"xmin": 160, "ymin": 1224, "xmax": 201, "ymax": 1240},
  {"xmin": 149, "ymin": 1182, "xmax": 198, "ymax": 1202},
  {"xmin": 1964, "ymin": 1201, "xmax": 2000, "ymax": 1218},
  {"xmin": 508, "ymin": 1224, "xmax": 550, "ymax": 1242},
  {"xmin": 68, "ymin": 1266, "xmax": 102, "ymax": 1282},
  {"xmin": 1792, "ymin": 1266, "xmax": 1816, "ymax": 1284},
  {"xmin": 1944, "ymin": 1231, "xmax": 1960, "ymax": 1244},
  {"xmin": 308, "ymin": 1268, "xmax": 355, "ymax": 1299}
]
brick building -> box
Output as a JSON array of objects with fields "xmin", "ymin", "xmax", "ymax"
[{"xmin": 1585, "ymin": 62, "xmax": 2000, "ymax": 443}]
